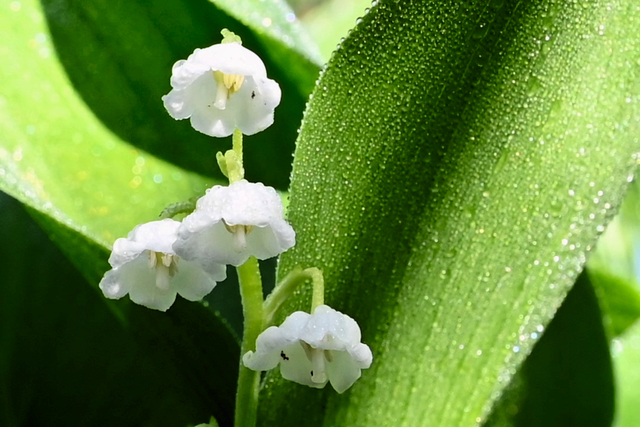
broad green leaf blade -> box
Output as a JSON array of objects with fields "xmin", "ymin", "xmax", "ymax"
[
  {"xmin": 587, "ymin": 179, "xmax": 640, "ymax": 337},
  {"xmin": 2, "ymin": 0, "xmax": 216, "ymax": 250},
  {"xmin": 589, "ymin": 267, "xmax": 640, "ymax": 337},
  {"xmin": 2, "ymin": 3, "xmax": 243, "ymax": 420},
  {"xmin": 209, "ymin": 0, "xmax": 322, "ymax": 62},
  {"xmin": 613, "ymin": 322, "xmax": 640, "ymax": 427},
  {"xmin": 300, "ymin": 0, "xmax": 372, "ymax": 60},
  {"xmin": 37, "ymin": 0, "xmax": 318, "ymax": 189},
  {"xmin": 0, "ymin": 193, "xmax": 238, "ymax": 427},
  {"xmin": 261, "ymin": 0, "xmax": 640, "ymax": 426},
  {"xmin": 227, "ymin": 0, "xmax": 324, "ymax": 97},
  {"xmin": 484, "ymin": 271, "xmax": 614, "ymax": 427}
]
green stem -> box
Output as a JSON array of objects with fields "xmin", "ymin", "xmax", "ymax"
[
  {"xmin": 158, "ymin": 198, "xmax": 197, "ymax": 219},
  {"xmin": 309, "ymin": 268, "xmax": 324, "ymax": 312},
  {"xmin": 235, "ymin": 257, "xmax": 264, "ymax": 427},
  {"xmin": 225, "ymin": 129, "xmax": 245, "ymax": 183},
  {"xmin": 232, "ymin": 128, "xmax": 243, "ymax": 167},
  {"xmin": 263, "ymin": 267, "xmax": 324, "ymax": 325},
  {"xmin": 263, "ymin": 267, "xmax": 302, "ymax": 326}
]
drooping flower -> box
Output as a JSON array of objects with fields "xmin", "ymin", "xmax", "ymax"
[
  {"xmin": 173, "ymin": 180, "xmax": 295, "ymax": 267},
  {"xmin": 162, "ymin": 38, "xmax": 281, "ymax": 137},
  {"xmin": 242, "ymin": 305, "xmax": 373, "ymax": 393},
  {"xmin": 99, "ymin": 219, "xmax": 226, "ymax": 311}
]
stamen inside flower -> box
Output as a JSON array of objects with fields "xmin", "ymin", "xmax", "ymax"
[
  {"xmin": 213, "ymin": 71, "xmax": 245, "ymax": 110},
  {"xmin": 147, "ymin": 251, "xmax": 179, "ymax": 290},
  {"xmin": 300, "ymin": 342, "xmax": 328, "ymax": 384},
  {"xmin": 223, "ymin": 222, "xmax": 254, "ymax": 252}
]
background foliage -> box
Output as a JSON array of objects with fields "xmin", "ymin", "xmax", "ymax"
[{"xmin": 2, "ymin": 0, "xmax": 640, "ymax": 426}]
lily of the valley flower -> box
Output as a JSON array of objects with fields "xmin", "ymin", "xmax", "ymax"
[
  {"xmin": 242, "ymin": 305, "xmax": 373, "ymax": 393},
  {"xmin": 99, "ymin": 219, "xmax": 226, "ymax": 311},
  {"xmin": 162, "ymin": 40, "xmax": 281, "ymax": 137},
  {"xmin": 173, "ymin": 180, "xmax": 295, "ymax": 267}
]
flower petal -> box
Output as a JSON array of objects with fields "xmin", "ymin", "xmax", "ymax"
[
  {"xmin": 174, "ymin": 220, "xmax": 244, "ymax": 265},
  {"xmin": 278, "ymin": 342, "xmax": 325, "ymax": 389},
  {"xmin": 244, "ymin": 226, "xmax": 291, "ymax": 262},
  {"xmin": 169, "ymin": 58, "xmax": 210, "ymax": 90},
  {"xmin": 162, "ymin": 87, "xmax": 197, "ymax": 120},
  {"xmin": 98, "ymin": 269, "xmax": 130, "ymax": 299},
  {"xmin": 325, "ymin": 349, "xmax": 364, "ymax": 393},
  {"xmin": 175, "ymin": 180, "xmax": 295, "ymax": 266},
  {"xmin": 302, "ymin": 305, "xmax": 363, "ymax": 351},
  {"xmin": 173, "ymin": 259, "xmax": 225, "ymax": 301},
  {"xmin": 243, "ymin": 327, "xmax": 289, "ymax": 371},
  {"xmin": 235, "ymin": 77, "xmax": 282, "ymax": 135},
  {"xmin": 162, "ymin": 42, "xmax": 280, "ymax": 137},
  {"xmin": 243, "ymin": 311, "xmax": 310, "ymax": 369},
  {"xmin": 191, "ymin": 43, "xmax": 267, "ymax": 78},
  {"xmin": 108, "ymin": 236, "xmax": 147, "ymax": 268},
  {"xmin": 119, "ymin": 252, "xmax": 178, "ymax": 311}
]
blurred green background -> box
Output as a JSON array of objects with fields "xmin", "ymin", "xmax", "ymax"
[{"xmin": 2, "ymin": 0, "xmax": 640, "ymax": 426}]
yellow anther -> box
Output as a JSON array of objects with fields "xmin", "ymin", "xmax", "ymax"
[
  {"xmin": 223, "ymin": 73, "xmax": 245, "ymax": 93},
  {"xmin": 213, "ymin": 71, "xmax": 245, "ymax": 109}
]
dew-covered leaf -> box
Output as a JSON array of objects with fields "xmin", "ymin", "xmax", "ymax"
[
  {"xmin": 298, "ymin": 0, "xmax": 372, "ymax": 60},
  {"xmin": 258, "ymin": 0, "xmax": 640, "ymax": 426},
  {"xmin": 2, "ymin": 0, "xmax": 219, "ymax": 254},
  {"xmin": 483, "ymin": 271, "xmax": 614, "ymax": 427}
]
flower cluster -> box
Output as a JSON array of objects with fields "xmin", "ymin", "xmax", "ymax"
[
  {"xmin": 98, "ymin": 30, "xmax": 372, "ymax": 396},
  {"xmin": 99, "ymin": 181, "xmax": 295, "ymax": 311}
]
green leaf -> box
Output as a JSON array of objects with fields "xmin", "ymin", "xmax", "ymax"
[
  {"xmin": 613, "ymin": 321, "xmax": 640, "ymax": 427},
  {"xmin": 483, "ymin": 271, "xmax": 614, "ymax": 427},
  {"xmin": 35, "ymin": 0, "xmax": 318, "ymax": 190},
  {"xmin": 1, "ymin": 0, "xmax": 217, "ymax": 253},
  {"xmin": 0, "ymin": 193, "xmax": 239, "ymax": 426},
  {"xmin": 260, "ymin": 0, "xmax": 640, "ymax": 426},
  {"xmin": 208, "ymin": 0, "xmax": 325, "ymax": 72},
  {"xmin": 585, "ymin": 179, "xmax": 640, "ymax": 337},
  {"xmin": 300, "ymin": 0, "xmax": 372, "ymax": 60},
  {"xmin": 589, "ymin": 267, "xmax": 640, "ymax": 337}
]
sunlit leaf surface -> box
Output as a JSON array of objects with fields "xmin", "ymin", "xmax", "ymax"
[
  {"xmin": 259, "ymin": 0, "xmax": 640, "ymax": 426},
  {"xmin": 1, "ymin": 0, "xmax": 216, "ymax": 251}
]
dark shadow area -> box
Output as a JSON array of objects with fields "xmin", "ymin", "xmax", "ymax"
[{"xmin": 0, "ymin": 191, "xmax": 239, "ymax": 426}]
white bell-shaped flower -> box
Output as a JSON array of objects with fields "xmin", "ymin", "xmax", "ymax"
[
  {"xmin": 243, "ymin": 305, "xmax": 373, "ymax": 393},
  {"xmin": 173, "ymin": 180, "xmax": 295, "ymax": 267},
  {"xmin": 162, "ymin": 41, "xmax": 281, "ymax": 137},
  {"xmin": 99, "ymin": 219, "xmax": 227, "ymax": 311}
]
